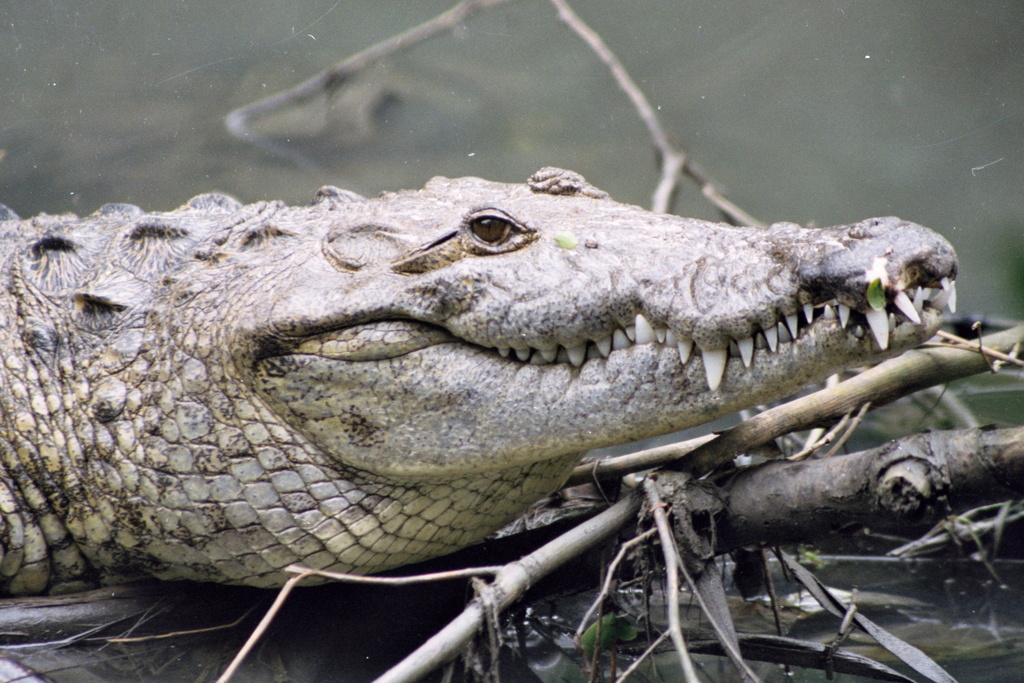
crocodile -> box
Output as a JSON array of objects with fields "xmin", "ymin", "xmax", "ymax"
[{"xmin": 0, "ymin": 168, "xmax": 957, "ymax": 595}]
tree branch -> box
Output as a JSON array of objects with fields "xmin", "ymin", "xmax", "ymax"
[{"xmin": 711, "ymin": 426, "xmax": 1024, "ymax": 552}]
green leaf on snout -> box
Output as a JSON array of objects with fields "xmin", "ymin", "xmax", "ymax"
[
  {"xmin": 867, "ymin": 278, "xmax": 886, "ymax": 311},
  {"xmin": 580, "ymin": 613, "xmax": 638, "ymax": 656},
  {"xmin": 554, "ymin": 231, "xmax": 578, "ymax": 249}
]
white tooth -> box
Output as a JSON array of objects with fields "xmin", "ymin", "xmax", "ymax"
[
  {"xmin": 498, "ymin": 346, "xmax": 511, "ymax": 357},
  {"xmin": 635, "ymin": 314, "xmax": 656, "ymax": 344},
  {"xmin": 786, "ymin": 313, "xmax": 799, "ymax": 339},
  {"xmin": 655, "ymin": 327, "xmax": 667, "ymax": 344},
  {"xmin": 778, "ymin": 321, "xmax": 792, "ymax": 344},
  {"xmin": 912, "ymin": 287, "xmax": 927, "ymax": 313},
  {"xmin": 612, "ymin": 329, "xmax": 631, "ymax": 350},
  {"xmin": 764, "ymin": 324, "xmax": 778, "ymax": 352},
  {"xmin": 803, "ymin": 303, "xmax": 814, "ymax": 324},
  {"xmin": 625, "ymin": 325, "xmax": 636, "ymax": 342},
  {"xmin": 823, "ymin": 304, "xmax": 836, "ymax": 320},
  {"xmin": 596, "ymin": 336, "xmax": 612, "ymax": 357},
  {"xmin": 665, "ymin": 329, "xmax": 678, "ymax": 347},
  {"xmin": 701, "ymin": 348, "xmax": 728, "ymax": 391},
  {"xmin": 540, "ymin": 347, "xmax": 558, "ymax": 362},
  {"xmin": 893, "ymin": 290, "xmax": 921, "ymax": 324},
  {"xmin": 853, "ymin": 325, "xmax": 864, "ymax": 339},
  {"xmin": 944, "ymin": 279, "xmax": 957, "ymax": 312},
  {"xmin": 530, "ymin": 352, "xmax": 549, "ymax": 365},
  {"xmin": 677, "ymin": 337, "xmax": 693, "ymax": 364},
  {"xmin": 933, "ymin": 278, "xmax": 957, "ymax": 313},
  {"xmin": 567, "ymin": 344, "xmax": 586, "ymax": 367},
  {"xmin": 838, "ymin": 304, "xmax": 851, "ymax": 328},
  {"xmin": 737, "ymin": 337, "xmax": 754, "ymax": 367},
  {"xmin": 864, "ymin": 308, "xmax": 890, "ymax": 350},
  {"xmin": 515, "ymin": 347, "xmax": 531, "ymax": 362}
]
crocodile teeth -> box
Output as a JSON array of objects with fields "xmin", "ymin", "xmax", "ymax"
[
  {"xmin": 737, "ymin": 336, "xmax": 754, "ymax": 368},
  {"xmin": 634, "ymin": 314, "xmax": 656, "ymax": 344},
  {"xmin": 893, "ymin": 290, "xmax": 921, "ymax": 324},
  {"xmin": 612, "ymin": 329, "xmax": 630, "ymax": 350},
  {"xmin": 702, "ymin": 347, "xmax": 728, "ymax": 391},
  {"xmin": 786, "ymin": 313, "xmax": 799, "ymax": 340},
  {"xmin": 566, "ymin": 344, "xmax": 586, "ymax": 367},
  {"xmin": 942, "ymin": 277, "xmax": 957, "ymax": 313},
  {"xmin": 778, "ymin": 320, "xmax": 792, "ymax": 344},
  {"xmin": 864, "ymin": 307, "xmax": 889, "ymax": 350},
  {"xmin": 497, "ymin": 276, "xmax": 957, "ymax": 371},
  {"xmin": 912, "ymin": 287, "xmax": 927, "ymax": 314},
  {"xmin": 837, "ymin": 303, "xmax": 851, "ymax": 328},
  {"xmin": 678, "ymin": 337, "xmax": 693, "ymax": 364}
]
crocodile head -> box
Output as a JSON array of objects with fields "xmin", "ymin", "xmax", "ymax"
[
  {"xmin": 0, "ymin": 167, "xmax": 958, "ymax": 591},
  {"xmin": 239, "ymin": 168, "xmax": 956, "ymax": 481}
]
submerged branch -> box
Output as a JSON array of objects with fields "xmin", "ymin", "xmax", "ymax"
[{"xmin": 225, "ymin": 0, "xmax": 512, "ymax": 139}]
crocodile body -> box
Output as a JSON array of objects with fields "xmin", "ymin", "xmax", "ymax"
[{"xmin": 0, "ymin": 168, "xmax": 956, "ymax": 595}]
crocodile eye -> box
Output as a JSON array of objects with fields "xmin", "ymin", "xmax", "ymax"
[
  {"xmin": 468, "ymin": 215, "xmax": 513, "ymax": 244},
  {"xmin": 458, "ymin": 208, "xmax": 537, "ymax": 257}
]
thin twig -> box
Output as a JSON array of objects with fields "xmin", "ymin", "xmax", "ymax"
[
  {"xmin": 215, "ymin": 569, "xmax": 316, "ymax": 683},
  {"xmin": 107, "ymin": 604, "xmax": 258, "ymax": 644},
  {"xmin": 613, "ymin": 630, "xmax": 671, "ymax": 682},
  {"xmin": 822, "ymin": 401, "xmax": 871, "ymax": 458},
  {"xmin": 566, "ymin": 435, "xmax": 715, "ymax": 487},
  {"xmin": 547, "ymin": 0, "xmax": 762, "ymax": 225},
  {"xmin": 788, "ymin": 408, "xmax": 854, "ymax": 461},
  {"xmin": 642, "ymin": 479, "xmax": 701, "ymax": 683},
  {"xmin": 936, "ymin": 329, "xmax": 1024, "ymax": 368},
  {"xmin": 576, "ymin": 528, "xmax": 657, "ymax": 641},
  {"xmin": 283, "ymin": 564, "xmax": 503, "ymax": 584}
]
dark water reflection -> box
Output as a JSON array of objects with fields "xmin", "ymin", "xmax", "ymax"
[{"xmin": 4, "ymin": 553, "xmax": 1023, "ymax": 681}]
